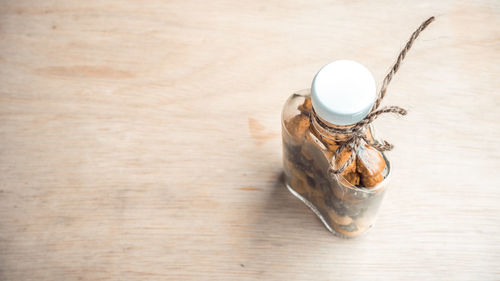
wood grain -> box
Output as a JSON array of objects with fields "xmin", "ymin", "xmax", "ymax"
[{"xmin": 1, "ymin": 0, "xmax": 499, "ymax": 280}]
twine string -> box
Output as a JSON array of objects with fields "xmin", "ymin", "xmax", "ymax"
[{"xmin": 316, "ymin": 16, "xmax": 435, "ymax": 175}]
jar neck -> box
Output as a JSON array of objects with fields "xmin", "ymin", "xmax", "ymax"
[
  {"xmin": 310, "ymin": 107, "xmax": 376, "ymax": 147},
  {"xmin": 311, "ymin": 110, "xmax": 351, "ymax": 144}
]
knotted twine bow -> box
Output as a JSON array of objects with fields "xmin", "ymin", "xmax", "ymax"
[{"xmin": 315, "ymin": 16, "xmax": 435, "ymax": 175}]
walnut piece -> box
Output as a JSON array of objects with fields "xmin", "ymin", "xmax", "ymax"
[
  {"xmin": 298, "ymin": 97, "xmax": 312, "ymax": 113},
  {"xmin": 285, "ymin": 114, "xmax": 310, "ymax": 144},
  {"xmin": 356, "ymin": 144, "xmax": 386, "ymax": 187}
]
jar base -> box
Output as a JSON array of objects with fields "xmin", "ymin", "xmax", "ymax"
[{"xmin": 285, "ymin": 183, "xmax": 373, "ymax": 239}]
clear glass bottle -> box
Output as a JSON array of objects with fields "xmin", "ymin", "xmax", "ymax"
[{"xmin": 281, "ymin": 60, "xmax": 391, "ymax": 238}]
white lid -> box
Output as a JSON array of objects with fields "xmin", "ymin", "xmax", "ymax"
[{"xmin": 311, "ymin": 60, "xmax": 376, "ymax": 126}]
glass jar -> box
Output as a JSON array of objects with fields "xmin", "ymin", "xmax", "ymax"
[{"xmin": 281, "ymin": 61, "xmax": 391, "ymax": 238}]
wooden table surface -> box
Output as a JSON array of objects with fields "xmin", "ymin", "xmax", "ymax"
[{"xmin": 1, "ymin": 1, "xmax": 499, "ymax": 280}]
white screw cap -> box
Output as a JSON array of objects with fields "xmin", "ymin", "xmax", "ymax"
[{"xmin": 311, "ymin": 60, "xmax": 376, "ymax": 126}]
